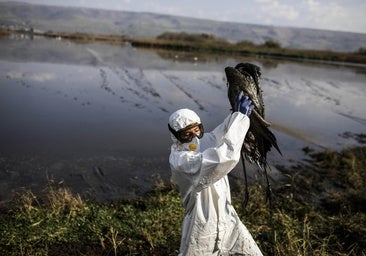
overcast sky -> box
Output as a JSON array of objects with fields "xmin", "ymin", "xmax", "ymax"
[{"xmin": 3, "ymin": 0, "xmax": 366, "ymax": 34}]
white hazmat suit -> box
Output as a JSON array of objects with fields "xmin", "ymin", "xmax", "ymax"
[{"xmin": 169, "ymin": 108, "xmax": 263, "ymax": 256}]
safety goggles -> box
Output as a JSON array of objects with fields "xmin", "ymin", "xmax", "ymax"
[{"xmin": 168, "ymin": 123, "xmax": 204, "ymax": 143}]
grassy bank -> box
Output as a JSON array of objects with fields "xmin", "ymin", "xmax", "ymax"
[
  {"xmin": 1, "ymin": 146, "xmax": 365, "ymax": 255},
  {"xmin": 2, "ymin": 28, "xmax": 366, "ymax": 65}
]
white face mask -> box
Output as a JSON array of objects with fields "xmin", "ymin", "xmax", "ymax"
[{"xmin": 182, "ymin": 136, "xmax": 200, "ymax": 152}]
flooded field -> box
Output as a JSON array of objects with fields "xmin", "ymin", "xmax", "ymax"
[{"xmin": 1, "ymin": 36, "xmax": 365, "ymax": 202}]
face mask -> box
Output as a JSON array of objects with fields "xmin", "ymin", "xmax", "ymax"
[
  {"xmin": 182, "ymin": 136, "xmax": 200, "ymax": 152},
  {"xmin": 168, "ymin": 123, "xmax": 204, "ymax": 144}
]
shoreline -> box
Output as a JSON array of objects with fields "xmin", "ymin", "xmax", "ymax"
[{"xmin": 1, "ymin": 28, "xmax": 366, "ymax": 66}]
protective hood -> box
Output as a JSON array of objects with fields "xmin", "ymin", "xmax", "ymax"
[
  {"xmin": 168, "ymin": 109, "xmax": 201, "ymax": 143},
  {"xmin": 169, "ymin": 108, "xmax": 201, "ymax": 132}
]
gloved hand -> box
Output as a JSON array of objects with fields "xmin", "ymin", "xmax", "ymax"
[{"xmin": 234, "ymin": 91, "xmax": 254, "ymax": 117}]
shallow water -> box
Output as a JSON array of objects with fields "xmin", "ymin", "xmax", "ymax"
[{"xmin": 1, "ymin": 36, "xmax": 365, "ymax": 202}]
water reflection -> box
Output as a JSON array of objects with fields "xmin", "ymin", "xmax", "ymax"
[{"xmin": 0, "ymin": 37, "xmax": 365, "ymax": 202}]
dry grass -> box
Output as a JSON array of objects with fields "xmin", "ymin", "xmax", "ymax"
[{"xmin": 0, "ymin": 146, "xmax": 365, "ymax": 255}]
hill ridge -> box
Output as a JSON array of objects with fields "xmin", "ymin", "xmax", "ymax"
[{"xmin": 1, "ymin": 1, "xmax": 366, "ymax": 52}]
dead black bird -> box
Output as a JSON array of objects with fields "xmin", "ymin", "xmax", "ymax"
[{"xmin": 225, "ymin": 62, "xmax": 281, "ymax": 207}]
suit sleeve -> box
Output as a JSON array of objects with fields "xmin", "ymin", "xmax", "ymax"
[{"xmin": 170, "ymin": 112, "xmax": 250, "ymax": 194}]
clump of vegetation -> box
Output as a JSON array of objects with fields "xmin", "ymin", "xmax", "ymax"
[
  {"xmin": 1, "ymin": 146, "xmax": 365, "ymax": 255},
  {"xmin": 262, "ymin": 40, "xmax": 282, "ymax": 49},
  {"xmin": 0, "ymin": 28, "xmax": 11, "ymax": 39},
  {"xmin": 357, "ymin": 47, "xmax": 366, "ymax": 55},
  {"xmin": 236, "ymin": 40, "xmax": 256, "ymax": 48},
  {"xmin": 157, "ymin": 32, "xmax": 218, "ymax": 43}
]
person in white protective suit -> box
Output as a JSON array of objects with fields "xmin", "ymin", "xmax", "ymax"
[{"xmin": 168, "ymin": 92, "xmax": 263, "ymax": 256}]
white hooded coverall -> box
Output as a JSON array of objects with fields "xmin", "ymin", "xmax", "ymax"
[{"xmin": 169, "ymin": 109, "xmax": 263, "ymax": 256}]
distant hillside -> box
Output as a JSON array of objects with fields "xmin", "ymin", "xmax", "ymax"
[{"xmin": 1, "ymin": 1, "xmax": 366, "ymax": 52}]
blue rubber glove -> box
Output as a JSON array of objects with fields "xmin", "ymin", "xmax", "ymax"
[{"xmin": 234, "ymin": 91, "xmax": 254, "ymax": 117}]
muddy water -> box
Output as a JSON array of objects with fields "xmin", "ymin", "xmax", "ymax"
[{"xmin": 0, "ymin": 37, "xmax": 365, "ymax": 202}]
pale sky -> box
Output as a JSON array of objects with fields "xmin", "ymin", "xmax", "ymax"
[{"xmin": 3, "ymin": 0, "xmax": 366, "ymax": 34}]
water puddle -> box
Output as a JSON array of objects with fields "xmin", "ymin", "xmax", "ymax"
[{"xmin": 0, "ymin": 37, "xmax": 365, "ymax": 202}]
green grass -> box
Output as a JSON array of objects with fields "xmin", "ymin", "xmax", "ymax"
[
  {"xmin": 1, "ymin": 146, "xmax": 365, "ymax": 255},
  {"xmin": 0, "ymin": 180, "xmax": 184, "ymax": 255}
]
